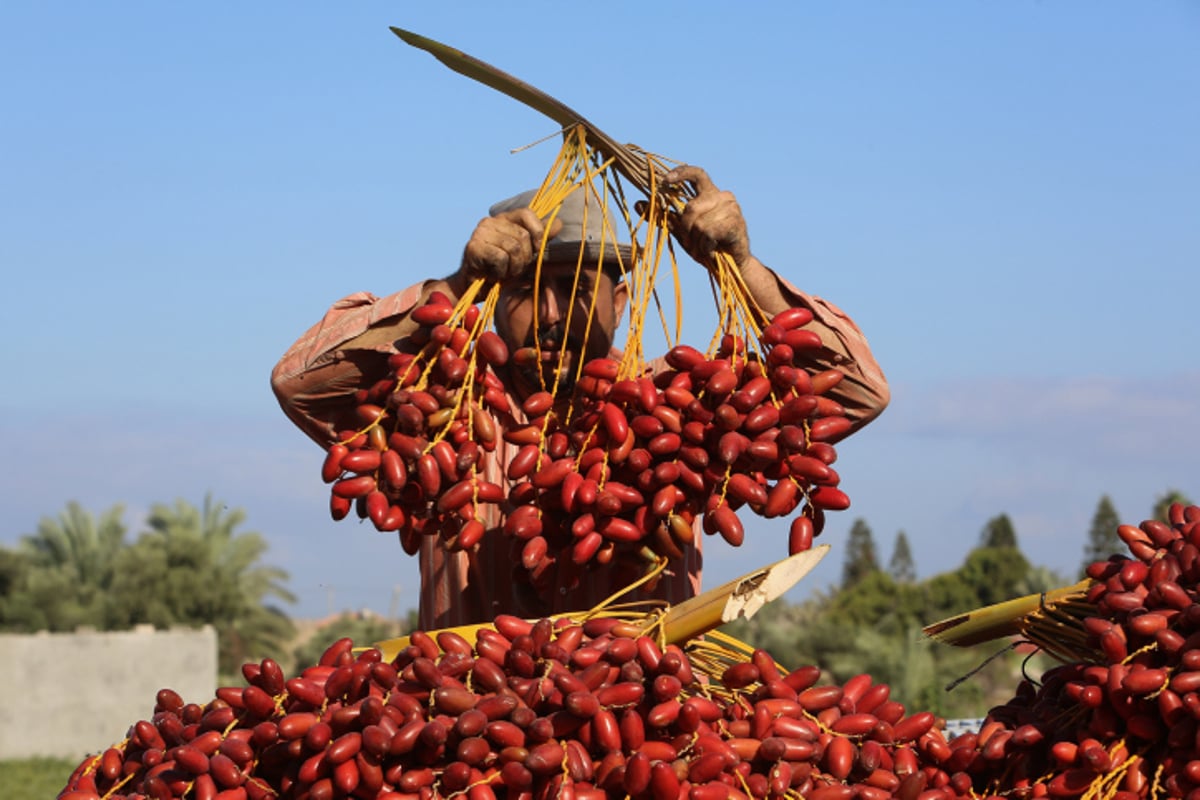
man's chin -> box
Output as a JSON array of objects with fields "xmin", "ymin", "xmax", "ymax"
[{"xmin": 543, "ymin": 365, "xmax": 578, "ymax": 397}]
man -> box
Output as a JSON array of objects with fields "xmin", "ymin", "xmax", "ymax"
[{"xmin": 272, "ymin": 166, "xmax": 889, "ymax": 629}]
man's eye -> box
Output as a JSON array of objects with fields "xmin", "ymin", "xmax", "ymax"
[{"xmin": 550, "ymin": 279, "xmax": 587, "ymax": 297}]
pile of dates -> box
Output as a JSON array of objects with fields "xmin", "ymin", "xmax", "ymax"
[{"xmin": 63, "ymin": 614, "xmax": 970, "ymax": 800}]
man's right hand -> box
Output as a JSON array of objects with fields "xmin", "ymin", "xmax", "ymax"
[{"xmin": 460, "ymin": 209, "xmax": 563, "ymax": 285}]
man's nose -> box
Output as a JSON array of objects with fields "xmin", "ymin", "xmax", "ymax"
[{"xmin": 538, "ymin": 285, "xmax": 564, "ymax": 324}]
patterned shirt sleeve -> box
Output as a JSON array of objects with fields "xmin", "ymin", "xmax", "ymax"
[{"xmin": 270, "ymin": 284, "xmax": 430, "ymax": 448}]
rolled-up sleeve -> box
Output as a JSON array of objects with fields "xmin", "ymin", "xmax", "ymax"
[{"xmin": 271, "ymin": 285, "xmax": 428, "ymax": 449}]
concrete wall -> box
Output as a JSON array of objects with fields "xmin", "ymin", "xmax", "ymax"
[{"xmin": 0, "ymin": 625, "xmax": 217, "ymax": 760}]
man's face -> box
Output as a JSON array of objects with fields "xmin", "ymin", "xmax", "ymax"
[{"xmin": 494, "ymin": 262, "xmax": 628, "ymax": 399}]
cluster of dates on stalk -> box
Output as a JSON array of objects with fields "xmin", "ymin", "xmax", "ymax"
[
  {"xmin": 943, "ymin": 503, "xmax": 1200, "ymax": 799},
  {"xmin": 318, "ymin": 290, "xmax": 854, "ymax": 585},
  {"xmin": 319, "ymin": 292, "xmax": 520, "ymax": 552}
]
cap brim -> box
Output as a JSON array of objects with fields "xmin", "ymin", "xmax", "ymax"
[{"xmin": 543, "ymin": 242, "xmax": 633, "ymax": 280}]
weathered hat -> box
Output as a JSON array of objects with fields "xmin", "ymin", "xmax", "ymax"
[{"xmin": 488, "ymin": 188, "xmax": 632, "ymax": 278}]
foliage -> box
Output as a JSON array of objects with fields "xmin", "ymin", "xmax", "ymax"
[
  {"xmin": 1080, "ymin": 494, "xmax": 1123, "ymax": 579},
  {"xmin": 888, "ymin": 530, "xmax": 916, "ymax": 583},
  {"xmin": 956, "ymin": 546, "xmax": 1032, "ymax": 608},
  {"xmin": 3, "ymin": 502, "xmax": 129, "ymax": 631},
  {"xmin": 825, "ymin": 570, "xmax": 921, "ymax": 630},
  {"xmin": 979, "ymin": 513, "xmax": 1018, "ymax": 549},
  {"xmin": 1, "ymin": 496, "xmax": 295, "ymax": 675},
  {"xmin": 111, "ymin": 495, "xmax": 297, "ymax": 672},
  {"xmin": 292, "ymin": 612, "xmax": 412, "ymax": 675},
  {"xmin": 922, "ymin": 570, "xmax": 985, "ymax": 624},
  {"xmin": 841, "ymin": 518, "xmax": 880, "ymax": 588},
  {"xmin": 0, "ymin": 549, "xmax": 39, "ymax": 629},
  {"xmin": 0, "ymin": 757, "xmax": 78, "ymax": 800}
]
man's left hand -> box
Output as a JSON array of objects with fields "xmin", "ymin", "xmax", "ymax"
[{"xmin": 663, "ymin": 165, "xmax": 752, "ymax": 269}]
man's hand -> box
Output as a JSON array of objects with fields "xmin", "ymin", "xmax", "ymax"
[
  {"xmin": 460, "ymin": 209, "xmax": 563, "ymax": 285},
  {"xmin": 663, "ymin": 165, "xmax": 753, "ymax": 269}
]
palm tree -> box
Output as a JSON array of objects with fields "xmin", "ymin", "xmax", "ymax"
[
  {"xmin": 16, "ymin": 502, "xmax": 128, "ymax": 630},
  {"xmin": 113, "ymin": 494, "xmax": 297, "ymax": 673}
]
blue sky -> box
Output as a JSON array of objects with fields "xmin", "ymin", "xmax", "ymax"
[{"xmin": 2, "ymin": 3, "xmax": 1197, "ymax": 620}]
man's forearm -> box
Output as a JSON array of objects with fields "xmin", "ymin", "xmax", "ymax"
[{"xmin": 736, "ymin": 255, "xmax": 794, "ymax": 320}]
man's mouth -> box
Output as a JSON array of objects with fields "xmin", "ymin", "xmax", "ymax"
[
  {"xmin": 511, "ymin": 330, "xmax": 581, "ymax": 394},
  {"xmin": 532, "ymin": 324, "xmax": 568, "ymax": 352},
  {"xmin": 523, "ymin": 324, "xmax": 585, "ymax": 362}
]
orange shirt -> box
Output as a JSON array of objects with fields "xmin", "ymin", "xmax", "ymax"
[{"xmin": 272, "ymin": 275, "xmax": 888, "ymax": 629}]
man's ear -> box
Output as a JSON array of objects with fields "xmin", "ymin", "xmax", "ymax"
[{"xmin": 612, "ymin": 278, "xmax": 629, "ymax": 326}]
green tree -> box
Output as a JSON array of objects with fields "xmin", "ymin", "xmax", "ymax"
[
  {"xmin": 10, "ymin": 502, "xmax": 128, "ymax": 630},
  {"xmin": 0, "ymin": 546, "xmax": 38, "ymax": 629},
  {"xmin": 888, "ymin": 531, "xmax": 916, "ymax": 584},
  {"xmin": 0, "ymin": 546, "xmax": 24, "ymax": 601},
  {"xmin": 826, "ymin": 571, "xmax": 923, "ymax": 631},
  {"xmin": 841, "ymin": 518, "xmax": 880, "ymax": 588},
  {"xmin": 957, "ymin": 546, "xmax": 1032, "ymax": 608},
  {"xmin": 107, "ymin": 495, "xmax": 296, "ymax": 673},
  {"xmin": 1080, "ymin": 495, "xmax": 1122, "ymax": 578},
  {"xmin": 1153, "ymin": 489, "xmax": 1193, "ymax": 524},
  {"xmin": 979, "ymin": 514, "xmax": 1018, "ymax": 549},
  {"xmin": 923, "ymin": 571, "xmax": 983, "ymax": 622}
]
